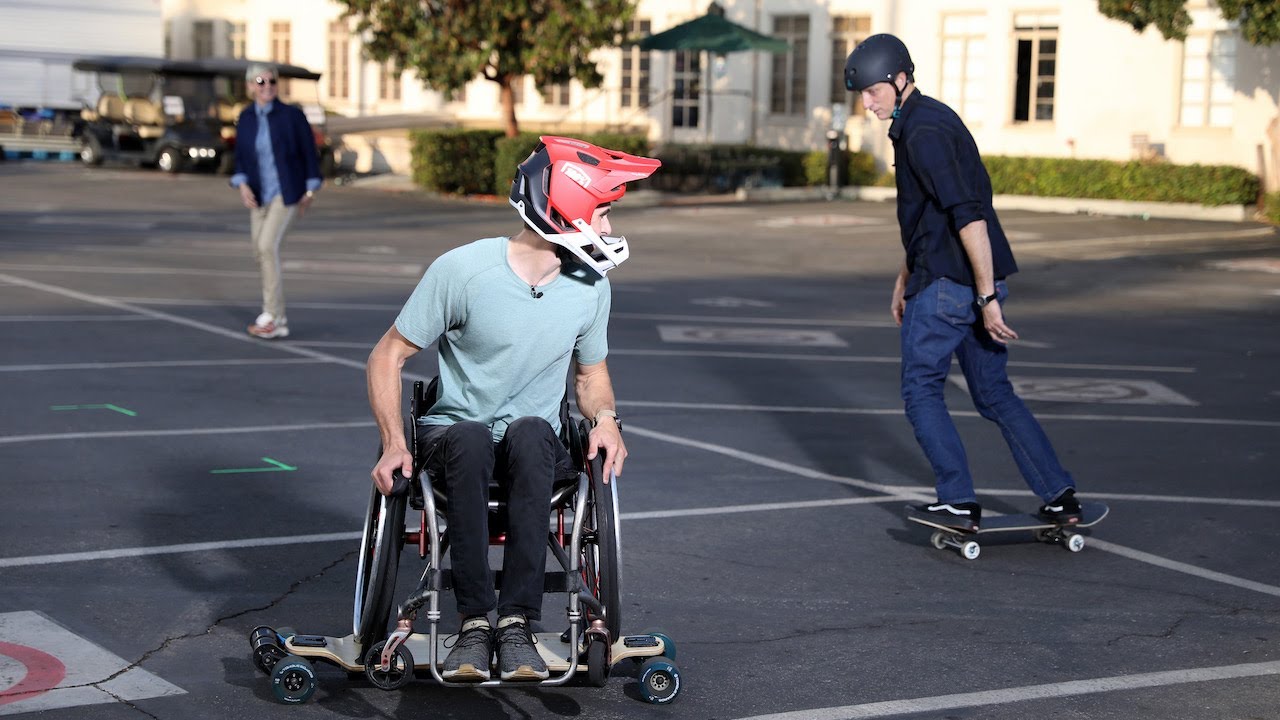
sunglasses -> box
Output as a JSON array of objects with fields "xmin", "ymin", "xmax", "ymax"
[{"xmin": 254, "ymin": 77, "xmax": 278, "ymax": 86}]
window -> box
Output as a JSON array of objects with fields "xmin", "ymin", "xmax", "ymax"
[
  {"xmin": 940, "ymin": 14, "xmax": 986, "ymax": 122},
  {"xmin": 379, "ymin": 61, "xmax": 401, "ymax": 101},
  {"xmin": 830, "ymin": 16, "xmax": 869, "ymax": 117},
  {"xmin": 672, "ymin": 50, "xmax": 700, "ymax": 128},
  {"xmin": 1012, "ymin": 13, "xmax": 1057, "ymax": 122},
  {"xmin": 1180, "ymin": 32, "xmax": 1235, "ymax": 127},
  {"xmin": 770, "ymin": 15, "xmax": 809, "ymax": 116},
  {"xmin": 193, "ymin": 20, "xmax": 215, "ymax": 59},
  {"xmin": 622, "ymin": 18, "xmax": 651, "ymax": 108},
  {"xmin": 270, "ymin": 21, "xmax": 292, "ymax": 98},
  {"xmin": 540, "ymin": 80, "xmax": 571, "ymax": 107},
  {"xmin": 229, "ymin": 22, "xmax": 246, "ymax": 59},
  {"xmin": 327, "ymin": 20, "xmax": 349, "ymax": 100}
]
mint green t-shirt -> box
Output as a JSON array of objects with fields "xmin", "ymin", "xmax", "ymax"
[{"xmin": 395, "ymin": 236, "xmax": 611, "ymax": 441}]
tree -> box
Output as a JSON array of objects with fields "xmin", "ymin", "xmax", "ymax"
[
  {"xmin": 1098, "ymin": 0, "xmax": 1279, "ymax": 45},
  {"xmin": 339, "ymin": 0, "xmax": 637, "ymax": 137}
]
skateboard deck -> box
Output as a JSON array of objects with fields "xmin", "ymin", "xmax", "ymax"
[{"xmin": 906, "ymin": 502, "xmax": 1108, "ymax": 560}]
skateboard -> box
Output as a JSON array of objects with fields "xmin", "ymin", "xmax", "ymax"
[{"xmin": 906, "ymin": 502, "xmax": 1109, "ymax": 560}]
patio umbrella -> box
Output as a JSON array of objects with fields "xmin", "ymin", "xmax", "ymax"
[{"xmin": 638, "ymin": 2, "xmax": 788, "ymax": 140}]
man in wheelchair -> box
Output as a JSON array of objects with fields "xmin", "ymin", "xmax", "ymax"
[{"xmin": 366, "ymin": 137, "xmax": 660, "ymax": 682}]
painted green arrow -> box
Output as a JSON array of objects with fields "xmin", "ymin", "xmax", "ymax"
[
  {"xmin": 210, "ymin": 457, "xmax": 298, "ymax": 475},
  {"xmin": 50, "ymin": 403, "xmax": 137, "ymax": 417}
]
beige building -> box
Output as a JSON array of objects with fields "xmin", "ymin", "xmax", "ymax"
[{"xmin": 161, "ymin": 0, "xmax": 1280, "ymax": 190}]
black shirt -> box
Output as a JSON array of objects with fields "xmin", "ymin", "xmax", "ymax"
[{"xmin": 888, "ymin": 91, "xmax": 1017, "ymax": 297}]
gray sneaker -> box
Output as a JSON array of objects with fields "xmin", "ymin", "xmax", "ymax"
[
  {"xmin": 496, "ymin": 615, "xmax": 548, "ymax": 681},
  {"xmin": 442, "ymin": 616, "xmax": 493, "ymax": 682}
]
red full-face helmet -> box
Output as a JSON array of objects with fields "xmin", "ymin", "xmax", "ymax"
[{"xmin": 509, "ymin": 136, "xmax": 661, "ymax": 276}]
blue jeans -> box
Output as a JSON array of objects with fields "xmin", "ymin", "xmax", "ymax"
[{"xmin": 900, "ymin": 277, "xmax": 1074, "ymax": 504}]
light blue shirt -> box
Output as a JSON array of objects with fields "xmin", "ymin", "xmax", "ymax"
[{"xmin": 395, "ymin": 236, "xmax": 611, "ymax": 441}]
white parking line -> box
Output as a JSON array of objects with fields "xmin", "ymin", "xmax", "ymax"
[
  {"xmin": 0, "ymin": 315, "xmax": 156, "ymax": 322},
  {"xmin": 732, "ymin": 660, "xmax": 1280, "ymax": 720},
  {"xmin": 610, "ymin": 348, "xmax": 1195, "ymax": 373},
  {"xmin": 0, "ymin": 358, "xmax": 327, "ymax": 373},
  {"xmin": 613, "ymin": 312, "xmax": 897, "ymax": 328},
  {"xmin": 0, "ymin": 421, "xmax": 374, "ymax": 445},
  {"xmin": 0, "ymin": 263, "xmax": 412, "ymax": 285},
  {"xmin": 619, "ymin": 399, "xmax": 1280, "ymax": 429}
]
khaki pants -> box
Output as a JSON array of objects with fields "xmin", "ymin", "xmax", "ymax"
[{"xmin": 248, "ymin": 196, "xmax": 297, "ymax": 320}]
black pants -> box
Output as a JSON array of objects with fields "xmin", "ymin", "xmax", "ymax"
[{"xmin": 417, "ymin": 417, "xmax": 573, "ymax": 621}]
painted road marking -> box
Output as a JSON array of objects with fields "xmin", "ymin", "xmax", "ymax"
[
  {"xmin": 615, "ymin": 399, "xmax": 1280, "ymax": 429},
  {"xmin": 281, "ymin": 259, "xmax": 423, "ymax": 276},
  {"xmin": 0, "ymin": 315, "xmax": 155, "ymax": 322},
  {"xmin": 732, "ymin": 660, "xmax": 1280, "ymax": 720},
  {"xmin": 0, "ymin": 611, "xmax": 183, "ymax": 715},
  {"xmin": 616, "ymin": 311, "xmax": 896, "ymax": 328},
  {"xmin": 210, "ymin": 457, "xmax": 297, "ymax": 474},
  {"xmin": 951, "ymin": 376, "xmax": 1198, "ymax": 406},
  {"xmin": 0, "ymin": 358, "xmax": 327, "ymax": 373},
  {"xmin": 690, "ymin": 297, "xmax": 777, "ymax": 308},
  {"xmin": 608, "ymin": 348, "xmax": 1191, "ymax": 373},
  {"xmin": 659, "ymin": 325, "xmax": 848, "ymax": 348},
  {"xmin": 759, "ymin": 213, "xmax": 884, "ymax": 227},
  {"xmin": 49, "ymin": 404, "xmax": 136, "ymax": 417}
]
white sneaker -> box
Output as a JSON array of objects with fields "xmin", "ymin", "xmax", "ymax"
[{"xmin": 247, "ymin": 312, "xmax": 289, "ymax": 339}]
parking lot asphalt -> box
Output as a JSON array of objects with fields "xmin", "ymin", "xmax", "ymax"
[{"xmin": 1, "ymin": 161, "xmax": 1279, "ymax": 719}]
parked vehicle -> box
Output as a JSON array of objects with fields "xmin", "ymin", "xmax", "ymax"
[{"xmin": 71, "ymin": 56, "xmax": 224, "ymax": 172}]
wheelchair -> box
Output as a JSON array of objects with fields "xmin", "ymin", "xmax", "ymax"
[{"xmin": 249, "ymin": 378, "xmax": 681, "ymax": 705}]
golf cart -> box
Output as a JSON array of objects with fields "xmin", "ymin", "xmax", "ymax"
[
  {"xmin": 196, "ymin": 58, "xmax": 335, "ymax": 177},
  {"xmin": 72, "ymin": 55, "xmax": 225, "ymax": 172}
]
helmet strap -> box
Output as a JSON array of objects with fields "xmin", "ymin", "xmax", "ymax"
[{"xmin": 891, "ymin": 76, "xmax": 905, "ymax": 119}]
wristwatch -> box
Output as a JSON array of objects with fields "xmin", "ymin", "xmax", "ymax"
[
  {"xmin": 593, "ymin": 409, "xmax": 620, "ymax": 429},
  {"xmin": 975, "ymin": 292, "xmax": 998, "ymax": 308}
]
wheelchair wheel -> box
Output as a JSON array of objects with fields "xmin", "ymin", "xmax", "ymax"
[
  {"xmin": 353, "ymin": 483, "xmax": 406, "ymax": 659},
  {"xmin": 580, "ymin": 419, "xmax": 622, "ymax": 640}
]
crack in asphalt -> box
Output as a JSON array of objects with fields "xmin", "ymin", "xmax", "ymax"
[{"xmin": 57, "ymin": 549, "xmax": 356, "ymax": 716}]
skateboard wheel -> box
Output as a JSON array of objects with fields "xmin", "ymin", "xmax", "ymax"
[
  {"xmin": 250, "ymin": 626, "xmax": 287, "ymax": 675},
  {"xmin": 930, "ymin": 531, "xmax": 949, "ymax": 550},
  {"xmin": 638, "ymin": 657, "xmax": 681, "ymax": 704},
  {"xmin": 1066, "ymin": 534, "xmax": 1086, "ymax": 553},
  {"xmin": 642, "ymin": 628, "xmax": 677, "ymax": 661},
  {"xmin": 960, "ymin": 541, "xmax": 981, "ymax": 560},
  {"xmin": 364, "ymin": 640, "xmax": 414, "ymax": 691},
  {"xmin": 270, "ymin": 654, "xmax": 318, "ymax": 704}
]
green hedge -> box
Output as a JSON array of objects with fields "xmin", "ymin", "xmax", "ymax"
[
  {"xmin": 983, "ymin": 156, "xmax": 1259, "ymax": 207},
  {"xmin": 802, "ymin": 149, "xmax": 877, "ymax": 187},
  {"xmin": 1263, "ymin": 192, "xmax": 1280, "ymax": 224},
  {"xmin": 647, "ymin": 144, "xmax": 807, "ymax": 193},
  {"xmin": 410, "ymin": 129, "xmax": 505, "ymax": 195}
]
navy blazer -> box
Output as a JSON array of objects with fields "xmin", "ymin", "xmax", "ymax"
[{"xmin": 233, "ymin": 101, "xmax": 322, "ymax": 206}]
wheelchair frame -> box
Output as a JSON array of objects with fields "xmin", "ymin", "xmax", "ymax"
[{"xmin": 249, "ymin": 379, "xmax": 681, "ymax": 704}]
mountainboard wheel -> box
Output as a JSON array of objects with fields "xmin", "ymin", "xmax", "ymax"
[
  {"xmin": 960, "ymin": 540, "xmax": 981, "ymax": 560},
  {"xmin": 638, "ymin": 657, "xmax": 681, "ymax": 704},
  {"xmin": 270, "ymin": 655, "xmax": 318, "ymax": 704},
  {"xmin": 250, "ymin": 626, "xmax": 287, "ymax": 675},
  {"xmin": 642, "ymin": 629, "xmax": 676, "ymax": 661},
  {"xmin": 930, "ymin": 531, "xmax": 948, "ymax": 550},
  {"xmin": 364, "ymin": 640, "xmax": 414, "ymax": 690},
  {"xmin": 585, "ymin": 638, "xmax": 609, "ymax": 687},
  {"xmin": 1065, "ymin": 533, "xmax": 1086, "ymax": 553}
]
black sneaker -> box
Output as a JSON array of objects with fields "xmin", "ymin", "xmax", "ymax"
[
  {"xmin": 911, "ymin": 501, "xmax": 982, "ymax": 531},
  {"xmin": 1038, "ymin": 488, "xmax": 1082, "ymax": 524},
  {"xmin": 442, "ymin": 616, "xmax": 493, "ymax": 681},
  {"xmin": 496, "ymin": 615, "xmax": 548, "ymax": 681}
]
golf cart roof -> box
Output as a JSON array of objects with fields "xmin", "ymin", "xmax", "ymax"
[
  {"xmin": 71, "ymin": 56, "xmax": 322, "ymax": 82},
  {"xmin": 72, "ymin": 56, "xmax": 214, "ymax": 77},
  {"xmin": 196, "ymin": 58, "xmax": 322, "ymax": 82}
]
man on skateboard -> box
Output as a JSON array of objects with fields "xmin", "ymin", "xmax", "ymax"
[{"xmin": 844, "ymin": 35, "xmax": 1087, "ymax": 532}]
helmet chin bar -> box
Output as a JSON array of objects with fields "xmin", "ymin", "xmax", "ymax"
[{"xmin": 510, "ymin": 198, "xmax": 630, "ymax": 276}]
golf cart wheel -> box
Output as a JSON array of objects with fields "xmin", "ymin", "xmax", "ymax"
[
  {"xmin": 79, "ymin": 136, "xmax": 103, "ymax": 166},
  {"xmin": 585, "ymin": 638, "xmax": 609, "ymax": 687},
  {"xmin": 1065, "ymin": 534, "xmax": 1086, "ymax": 553},
  {"xmin": 364, "ymin": 640, "xmax": 414, "ymax": 690},
  {"xmin": 270, "ymin": 655, "xmax": 318, "ymax": 704},
  {"xmin": 638, "ymin": 657, "xmax": 681, "ymax": 704}
]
